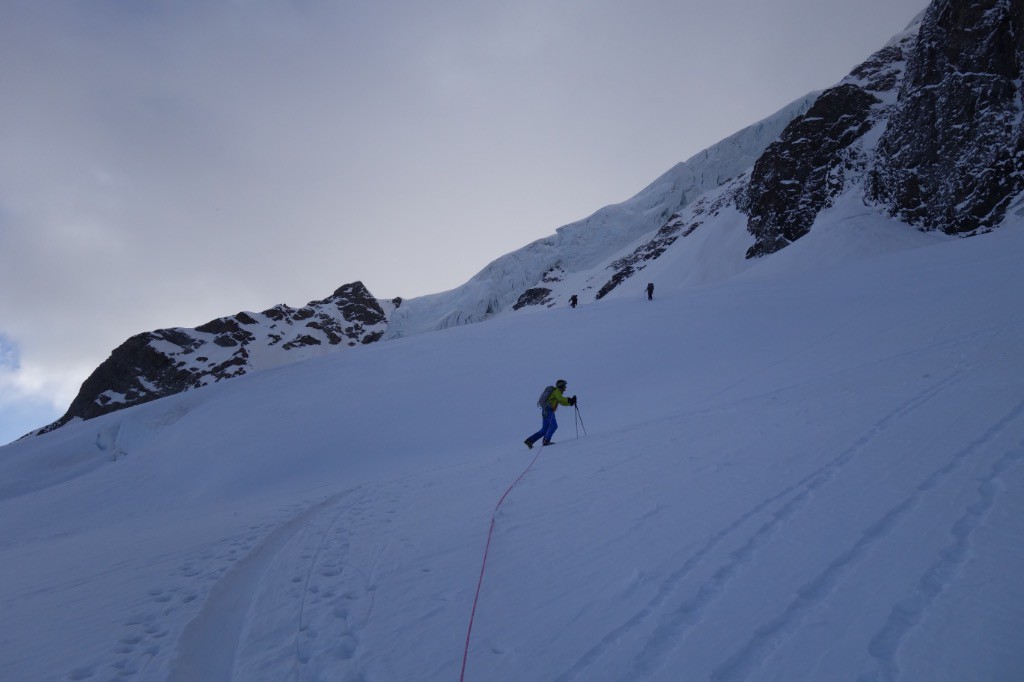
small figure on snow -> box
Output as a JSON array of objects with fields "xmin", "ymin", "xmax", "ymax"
[
  {"xmin": 646, "ymin": 282, "xmax": 654, "ymax": 301},
  {"xmin": 524, "ymin": 379, "xmax": 577, "ymax": 448},
  {"xmin": 569, "ymin": 294, "xmax": 579, "ymax": 308}
]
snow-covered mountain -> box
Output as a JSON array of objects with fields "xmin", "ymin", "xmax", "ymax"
[
  {"xmin": 32, "ymin": 91, "xmax": 814, "ymax": 435},
  {"xmin": 4, "ymin": 2, "xmax": 1024, "ymax": 677},
  {"xmin": 40, "ymin": 0, "xmax": 1023, "ymax": 435}
]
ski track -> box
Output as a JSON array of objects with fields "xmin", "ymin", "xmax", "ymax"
[
  {"xmin": 555, "ymin": 367, "xmax": 967, "ymax": 682},
  {"xmin": 165, "ymin": 487, "xmax": 365, "ymax": 682},
  {"xmin": 856, "ymin": 438, "xmax": 1024, "ymax": 682},
  {"xmin": 290, "ymin": 501, "xmax": 352, "ymax": 678},
  {"xmin": 708, "ymin": 401, "xmax": 1024, "ymax": 682},
  {"xmin": 70, "ymin": 516, "xmax": 288, "ymax": 681},
  {"xmin": 276, "ymin": 485, "xmax": 385, "ymax": 682},
  {"xmin": 230, "ymin": 478, "xmax": 398, "ymax": 682}
]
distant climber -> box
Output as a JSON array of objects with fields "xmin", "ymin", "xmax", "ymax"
[
  {"xmin": 646, "ymin": 282, "xmax": 654, "ymax": 301},
  {"xmin": 524, "ymin": 379, "xmax": 577, "ymax": 448},
  {"xmin": 569, "ymin": 294, "xmax": 578, "ymax": 308}
]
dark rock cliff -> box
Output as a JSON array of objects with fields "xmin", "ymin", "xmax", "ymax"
[
  {"xmin": 746, "ymin": 0, "xmax": 1023, "ymax": 254},
  {"xmin": 743, "ymin": 32, "xmax": 917, "ymax": 257},
  {"xmin": 745, "ymin": 84, "xmax": 882, "ymax": 257},
  {"xmin": 868, "ymin": 0, "xmax": 1024, "ymax": 233}
]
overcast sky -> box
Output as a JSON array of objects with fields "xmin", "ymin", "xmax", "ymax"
[{"xmin": 0, "ymin": 0, "xmax": 927, "ymax": 444}]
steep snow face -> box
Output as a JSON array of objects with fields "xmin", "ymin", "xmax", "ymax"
[
  {"xmin": 383, "ymin": 94, "xmax": 816, "ymax": 338},
  {"xmin": 0, "ymin": 207, "xmax": 1021, "ymax": 682},
  {"xmin": 550, "ymin": 176, "xmax": 759, "ymax": 304}
]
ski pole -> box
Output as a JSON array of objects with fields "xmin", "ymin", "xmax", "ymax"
[{"xmin": 575, "ymin": 403, "xmax": 587, "ymax": 437}]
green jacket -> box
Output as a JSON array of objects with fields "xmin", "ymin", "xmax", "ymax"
[{"xmin": 547, "ymin": 387, "xmax": 571, "ymax": 411}]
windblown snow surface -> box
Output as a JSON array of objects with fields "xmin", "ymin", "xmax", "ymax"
[{"xmin": 2, "ymin": 196, "xmax": 1023, "ymax": 681}]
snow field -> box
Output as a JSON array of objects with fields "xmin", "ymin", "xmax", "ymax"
[{"xmin": 1, "ymin": 211, "xmax": 1022, "ymax": 680}]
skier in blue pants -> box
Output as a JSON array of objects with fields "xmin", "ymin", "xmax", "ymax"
[{"xmin": 524, "ymin": 379, "xmax": 576, "ymax": 448}]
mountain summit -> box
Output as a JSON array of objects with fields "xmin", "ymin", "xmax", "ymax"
[{"xmin": 37, "ymin": 282, "xmax": 390, "ymax": 434}]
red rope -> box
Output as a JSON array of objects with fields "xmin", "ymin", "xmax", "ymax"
[{"xmin": 460, "ymin": 443, "xmax": 545, "ymax": 681}]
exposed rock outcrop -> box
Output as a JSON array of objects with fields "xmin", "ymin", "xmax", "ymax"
[
  {"xmin": 868, "ymin": 0, "xmax": 1024, "ymax": 233},
  {"xmin": 743, "ymin": 31, "xmax": 917, "ymax": 257},
  {"xmin": 40, "ymin": 282, "xmax": 388, "ymax": 433},
  {"xmin": 745, "ymin": 0, "xmax": 1023, "ymax": 254}
]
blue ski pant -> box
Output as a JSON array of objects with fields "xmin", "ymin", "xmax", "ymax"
[{"xmin": 527, "ymin": 407, "xmax": 557, "ymax": 445}]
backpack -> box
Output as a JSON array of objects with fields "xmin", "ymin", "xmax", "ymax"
[{"xmin": 537, "ymin": 385, "xmax": 555, "ymax": 409}]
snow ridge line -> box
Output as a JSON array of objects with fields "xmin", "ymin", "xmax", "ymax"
[
  {"xmin": 710, "ymin": 399, "xmax": 1024, "ymax": 682},
  {"xmin": 460, "ymin": 443, "xmax": 546, "ymax": 682},
  {"xmin": 555, "ymin": 368, "xmax": 967, "ymax": 682}
]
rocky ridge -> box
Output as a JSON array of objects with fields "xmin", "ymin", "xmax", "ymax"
[{"xmin": 40, "ymin": 282, "xmax": 388, "ymax": 433}]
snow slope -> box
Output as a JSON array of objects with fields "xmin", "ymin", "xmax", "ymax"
[
  {"xmin": 383, "ymin": 94, "xmax": 816, "ymax": 339},
  {"xmin": 1, "ymin": 202, "xmax": 1023, "ymax": 681}
]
